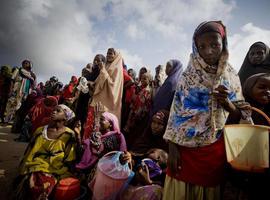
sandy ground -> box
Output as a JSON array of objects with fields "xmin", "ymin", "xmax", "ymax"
[{"xmin": 0, "ymin": 125, "xmax": 27, "ymax": 200}]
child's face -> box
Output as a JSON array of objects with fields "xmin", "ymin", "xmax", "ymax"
[
  {"xmin": 51, "ymin": 106, "xmax": 66, "ymax": 121},
  {"xmin": 248, "ymin": 46, "xmax": 267, "ymax": 65},
  {"xmin": 99, "ymin": 115, "xmax": 111, "ymax": 132},
  {"xmin": 165, "ymin": 62, "xmax": 173, "ymax": 76},
  {"xmin": 151, "ymin": 117, "xmax": 165, "ymax": 136},
  {"xmin": 196, "ymin": 32, "xmax": 223, "ymax": 66},
  {"xmin": 148, "ymin": 149, "xmax": 168, "ymax": 166},
  {"xmin": 140, "ymin": 74, "xmax": 150, "ymax": 87},
  {"xmin": 22, "ymin": 61, "xmax": 31, "ymax": 70},
  {"xmin": 251, "ymin": 77, "xmax": 270, "ymax": 106}
]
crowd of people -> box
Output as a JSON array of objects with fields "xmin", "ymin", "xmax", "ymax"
[{"xmin": 0, "ymin": 20, "xmax": 270, "ymax": 200}]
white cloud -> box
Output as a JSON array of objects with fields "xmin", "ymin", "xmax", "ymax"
[
  {"xmin": 3, "ymin": 0, "xmax": 263, "ymax": 85},
  {"xmin": 229, "ymin": 23, "xmax": 270, "ymax": 72},
  {"xmin": 119, "ymin": 49, "xmax": 144, "ymax": 71},
  {"xmin": 126, "ymin": 23, "xmax": 145, "ymax": 40}
]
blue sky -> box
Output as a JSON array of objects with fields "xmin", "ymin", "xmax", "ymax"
[{"xmin": 0, "ymin": 0, "xmax": 269, "ymax": 84}]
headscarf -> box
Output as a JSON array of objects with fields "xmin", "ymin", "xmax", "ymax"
[
  {"xmin": 238, "ymin": 42, "xmax": 270, "ymax": 85},
  {"xmin": 154, "ymin": 65, "xmax": 167, "ymax": 87},
  {"xmin": 77, "ymin": 76, "xmax": 89, "ymax": 94},
  {"xmin": 243, "ymin": 73, "xmax": 270, "ymax": 103},
  {"xmin": 150, "ymin": 59, "xmax": 183, "ymax": 116},
  {"xmin": 58, "ymin": 104, "xmax": 75, "ymax": 121},
  {"xmin": 91, "ymin": 50, "xmax": 124, "ymax": 124},
  {"xmin": 102, "ymin": 111, "xmax": 120, "ymax": 133},
  {"xmin": 30, "ymin": 96, "xmax": 58, "ymax": 132},
  {"xmin": 0, "ymin": 65, "xmax": 12, "ymax": 78},
  {"xmin": 243, "ymin": 73, "xmax": 270, "ymax": 125},
  {"xmin": 163, "ymin": 21, "xmax": 246, "ymax": 147}
]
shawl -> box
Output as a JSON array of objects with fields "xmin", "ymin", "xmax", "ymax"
[
  {"xmin": 238, "ymin": 42, "xmax": 270, "ymax": 85},
  {"xmin": 151, "ymin": 59, "xmax": 183, "ymax": 116},
  {"xmin": 76, "ymin": 77, "xmax": 89, "ymax": 94},
  {"xmin": 91, "ymin": 51, "xmax": 124, "ymax": 124},
  {"xmin": 163, "ymin": 21, "xmax": 245, "ymax": 147},
  {"xmin": 30, "ymin": 96, "xmax": 58, "ymax": 133}
]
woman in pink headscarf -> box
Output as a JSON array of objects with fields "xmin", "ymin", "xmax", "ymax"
[{"xmin": 76, "ymin": 110, "xmax": 126, "ymax": 170}]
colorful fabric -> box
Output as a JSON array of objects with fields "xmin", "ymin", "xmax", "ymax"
[
  {"xmin": 76, "ymin": 76, "xmax": 89, "ymax": 94},
  {"xmin": 151, "ymin": 60, "xmax": 183, "ymax": 116},
  {"xmin": 162, "ymin": 176, "xmax": 220, "ymax": 200},
  {"xmin": 62, "ymin": 76, "xmax": 78, "ymax": 99},
  {"xmin": 5, "ymin": 64, "xmax": 36, "ymax": 121},
  {"xmin": 91, "ymin": 51, "xmax": 124, "ymax": 124},
  {"xmin": 30, "ymin": 96, "xmax": 58, "ymax": 133},
  {"xmin": 125, "ymin": 84, "xmax": 152, "ymax": 132},
  {"xmin": 121, "ymin": 185, "xmax": 163, "ymax": 200},
  {"xmin": 166, "ymin": 136, "xmax": 226, "ymax": 187},
  {"xmin": 29, "ymin": 172, "xmax": 57, "ymax": 199},
  {"xmin": 76, "ymin": 112, "xmax": 127, "ymax": 169},
  {"xmin": 83, "ymin": 106, "xmax": 95, "ymax": 140},
  {"xmin": 143, "ymin": 158, "xmax": 162, "ymax": 179},
  {"xmin": 163, "ymin": 21, "xmax": 245, "ymax": 147},
  {"xmin": 238, "ymin": 42, "xmax": 270, "ymax": 85},
  {"xmin": 19, "ymin": 126, "xmax": 76, "ymax": 179},
  {"xmin": 58, "ymin": 104, "xmax": 75, "ymax": 121}
]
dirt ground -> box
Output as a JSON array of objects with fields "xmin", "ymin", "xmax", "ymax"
[{"xmin": 0, "ymin": 125, "xmax": 27, "ymax": 200}]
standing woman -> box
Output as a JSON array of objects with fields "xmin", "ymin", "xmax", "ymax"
[
  {"xmin": 163, "ymin": 21, "xmax": 248, "ymax": 200},
  {"xmin": 83, "ymin": 48, "xmax": 123, "ymax": 140},
  {"xmin": 5, "ymin": 59, "xmax": 36, "ymax": 123},
  {"xmin": 238, "ymin": 41, "xmax": 270, "ymax": 85},
  {"xmin": 150, "ymin": 59, "xmax": 183, "ymax": 117}
]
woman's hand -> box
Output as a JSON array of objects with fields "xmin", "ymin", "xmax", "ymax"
[
  {"xmin": 213, "ymin": 85, "xmax": 236, "ymax": 113},
  {"xmin": 168, "ymin": 141, "xmax": 181, "ymax": 175},
  {"xmin": 138, "ymin": 163, "xmax": 152, "ymax": 185},
  {"xmin": 119, "ymin": 151, "xmax": 132, "ymax": 165},
  {"xmin": 98, "ymin": 62, "xmax": 105, "ymax": 70}
]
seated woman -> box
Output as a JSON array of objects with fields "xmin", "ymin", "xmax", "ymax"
[
  {"xmin": 119, "ymin": 148, "xmax": 168, "ymax": 200},
  {"xmin": 131, "ymin": 109, "xmax": 170, "ymax": 154},
  {"xmin": 15, "ymin": 104, "xmax": 76, "ymax": 200},
  {"xmin": 76, "ymin": 104, "xmax": 126, "ymax": 171}
]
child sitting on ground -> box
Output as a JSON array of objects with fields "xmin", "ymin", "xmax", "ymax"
[{"xmin": 15, "ymin": 104, "xmax": 76, "ymax": 200}]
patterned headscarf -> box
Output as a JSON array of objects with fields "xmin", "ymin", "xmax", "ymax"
[
  {"xmin": 163, "ymin": 21, "xmax": 246, "ymax": 147},
  {"xmin": 58, "ymin": 104, "xmax": 75, "ymax": 121}
]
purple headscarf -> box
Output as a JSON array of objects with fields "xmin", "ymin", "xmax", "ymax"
[{"xmin": 150, "ymin": 59, "xmax": 183, "ymax": 116}]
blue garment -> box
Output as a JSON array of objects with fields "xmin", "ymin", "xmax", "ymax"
[{"xmin": 150, "ymin": 59, "xmax": 183, "ymax": 116}]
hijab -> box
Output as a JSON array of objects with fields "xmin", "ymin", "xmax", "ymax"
[
  {"xmin": 238, "ymin": 42, "xmax": 270, "ymax": 85},
  {"xmin": 151, "ymin": 59, "xmax": 183, "ymax": 116}
]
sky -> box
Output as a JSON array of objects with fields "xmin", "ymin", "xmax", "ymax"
[{"xmin": 0, "ymin": 0, "xmax": 269, "ymax": 84}]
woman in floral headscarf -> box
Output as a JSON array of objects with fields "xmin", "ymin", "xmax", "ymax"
[{"xmin": 162, "ymin": 21, "xmax": 249, "ymax": 200}]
